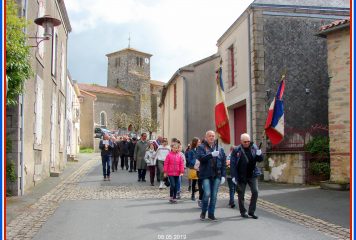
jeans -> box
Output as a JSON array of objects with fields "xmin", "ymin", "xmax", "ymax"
[
  {"xmin": 227, "ymin": 177, "xmax": 236, "ymax": 205},
  {"xmin": 168, "ymin": 176, "xmax": 180, "ymax": 199},
  {"xmin": 156, "ymin": 163, "xmax": 161, "ymax": 182},
  {"xmin": 129, "ymin": 156, "xmax": 136, "ymax": 171},
  {"xmin": 177, "ymin": 176, "xmax": 182, "ymax": 193},
  {"xmin": 236, "ymin": 177, "xmax": 259, "ymax": 214},
  {"xmin": 101, "ymin": 155, "xmax": 111, "ymax": 177},
  {"xmin": 202, "ymin": 177, "xmax": 221, "ymax": 215}
]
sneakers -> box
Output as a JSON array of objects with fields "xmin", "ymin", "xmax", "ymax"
[
  {"xmin": 159, "ymin": 181, "xmax": 164, "ymax": 189},
  {"xmin": 229, "ymin": 203, "xmax": 236, "ymax": 208},
  {"xmin": 208, "ymin": 214, "xmax": 218, "ymax": 221},
  {"xmin": 198, "ymin": 200, "xmax": 202, "ymax": 208},
  {"xmin": 241, "ymin": 212, "xmax": 249, "ymax": 218},
  {"xmin": 107, "ymin": 176, "xmax": 110, "ymax": 181},
  {"xmin": 103, "ymin": 176, "xmax": 107, "ymax": 181},
  {"xmin": 176, "ymin": 192, "xmax": 181, "ymax": 199},
  {"xmin": 172, "ymin": 199, "xmax": 178, "ymax": 204},
  {"xmin": 200, "ymin": 212, "xmax": 206, "ymax": 221}
]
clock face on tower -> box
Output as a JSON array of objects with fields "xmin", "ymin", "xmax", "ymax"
[{"xmin": 145, "ymin": 58, "xmax": 149, "ymax": 64}]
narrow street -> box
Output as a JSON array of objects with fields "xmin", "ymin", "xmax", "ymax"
[{"xmin": 6, "ymin": 153, "xmax": 350, "ymax": 240}]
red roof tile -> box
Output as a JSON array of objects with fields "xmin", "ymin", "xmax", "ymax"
[
  {"xmin": 319, "ymin": 18, "xmax": 350, "ymax": 31},
  {"xmin": 78, "ymin": 83, "xmax": 132, "ymax": 96}
]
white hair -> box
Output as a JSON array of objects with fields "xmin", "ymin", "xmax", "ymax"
[
  {"xmin": 205, "ymin": 130, "xmax": 215, "ymax": 136},
  {"xmin": 240, "ymin": 133, "xmax": 250, "ymax": 141}
]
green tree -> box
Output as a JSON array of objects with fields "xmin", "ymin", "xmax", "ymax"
[{"xmin": 6, "ymin": 0, "xmax": 33, "ymax": 105}]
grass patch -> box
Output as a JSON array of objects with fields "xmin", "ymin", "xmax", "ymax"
[{"xmin": 80, "ymin": 147, "xmax": 94, "ymax": 153}]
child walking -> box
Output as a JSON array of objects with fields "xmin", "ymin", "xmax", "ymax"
[
  {"xmin": 144, "ymin": 142, "xmax": 157, "ymax": 186},
  {"xmin": 164, "ymin": 142, "xmax": 185, "ymax": 203}
]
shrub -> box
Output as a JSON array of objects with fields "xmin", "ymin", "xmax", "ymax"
[
  {"xmin": 310, "ymin": 161, "xmax": 330, "ymax": 177},
  {"xmin": 80, "ymin": 147, "xmax": 94, "ymax": 153},
  {"xmin": 305, "ymin": 136, "xmax": 329, "ymax": 158},
  {"xmin": 7, "ymin": 161, "xmax": 17, "ymax": 182}
]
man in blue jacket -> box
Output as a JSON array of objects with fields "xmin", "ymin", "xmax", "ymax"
[
  {"xmin": 196, "ymin": 130, "xmax": 226, "ymax": 221},
  {"xmin": 230, "ymin": 133, "xmax": 263, "ymax": 219}
]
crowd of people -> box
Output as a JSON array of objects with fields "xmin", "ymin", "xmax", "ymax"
[{"xmin": 98, "ymin": 130, "xmax": 263, "ymax": 221}]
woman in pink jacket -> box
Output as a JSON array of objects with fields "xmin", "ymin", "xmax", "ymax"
[{"xmin": 164, "ymin": 142, "xmax": 185, "ymax": 203}]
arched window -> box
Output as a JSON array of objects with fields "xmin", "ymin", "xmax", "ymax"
[{"xmin": 100, "ymin": 111, "xmax": 107, "ymax": 127}]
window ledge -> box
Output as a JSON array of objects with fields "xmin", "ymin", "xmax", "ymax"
[{"xmin": 227, "ymin": 85, "xmax": 237, "ymax": 93}]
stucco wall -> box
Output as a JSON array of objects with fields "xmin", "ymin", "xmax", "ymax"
[
  {"xmin": 267, "ymin": 152, "xmax": 306, "ymax": 184},
  {"xmin": 162, "ymin": 76, "xmax": 185, "ymax": 144},
  {"xmin": 80, "ymin": 94, "xmax": 95, "ymax": 148}
]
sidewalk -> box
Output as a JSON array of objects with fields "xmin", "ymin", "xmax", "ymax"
[
  {"xmin": 6, "ymin": 153, "xmax": 100, "ymax": 225},
  {"xmin": 257, "ymin": 182, "xmax": 350, "ymax": 228}
]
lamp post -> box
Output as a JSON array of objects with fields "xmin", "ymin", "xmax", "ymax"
[{"xmin": 29, "ymin": 14, "xmax": 61, "ymax": 47}]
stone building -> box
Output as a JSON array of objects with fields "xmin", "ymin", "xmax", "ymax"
[
  {"xmin": 6, "ymin": 0, "xmax": 71, "ymax": 195},
  {"xmin": 317, "ymin": 19, "xmax": 350, "ymax": 183},
  {"xmin": 160, "ymin": 54, "xmax": 220, "ymax": 146},
  {"xmin": 78, "ymin": 48, "xmax": 164, "ymax": 147},
  {"xmin": 216, "ymin": 0, "xmax": 349, "ymax": 183}
]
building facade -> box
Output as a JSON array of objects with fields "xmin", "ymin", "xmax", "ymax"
[
  {"xmin": 78, "ymin": 48, "xmax": 164, "ymax": 147},
  {"xmin": 6, "ymin": 0, "xmax": 71, "ymax": 195},
  {"xmin": 160, "ymin": 54, "xmax": 220, "ymax": 146},
  {"xmin": 318, "ymin": 19, "xmax": 350, "ymax": 183},
  {"xmin": 217, "ymin": 0, "xmax": 349, "ymax": 150},
  {"xmin": 66, "ymin": 75, "xmax": 81, "ymax": 158}
]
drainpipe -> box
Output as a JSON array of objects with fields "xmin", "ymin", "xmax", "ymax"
[
  {"xmin": 20, "ymin": 0, "xmax": 29, "ymax": 196},
  {"xmin": 248, "ymin": 10, "xmax": 253, "ymax": 141},
  {"xmin": 177, "ymin": 69, "xmax": 188, "ymax": 147}
]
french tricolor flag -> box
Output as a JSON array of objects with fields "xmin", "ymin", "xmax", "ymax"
[
  {"xmin": 215, "ymin": 66, "xmax": 231, "ymax": 144},
  {"xmin": 265, "ymin": 77, "xmax": 285, "ymax": 145}
]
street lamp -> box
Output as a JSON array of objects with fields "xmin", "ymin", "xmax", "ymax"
[{"xmin": 29, "ymin": 15, "xmax": 61, "ymax": 47}]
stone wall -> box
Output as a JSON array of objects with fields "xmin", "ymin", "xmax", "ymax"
[
  {"xmin": 266, "ymin": 152, "xmax": 306, "ymax": 184},
  {"xmin": 326, "ymin": 28, "xmax": 350, "ymax": 183}
]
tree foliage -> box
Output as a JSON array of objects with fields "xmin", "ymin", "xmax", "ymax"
[
  {"xmin": 142, "ymin": 117, "xmax": 159, "ymax": 139},
  {"xmin": 6, "ymin": 0, "xmax": 33, "ymax": 105}
]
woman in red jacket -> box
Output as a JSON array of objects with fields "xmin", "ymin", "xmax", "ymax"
[{"xmin": 164, "ymin": 142, "xmax": 185, "ymax": 203}]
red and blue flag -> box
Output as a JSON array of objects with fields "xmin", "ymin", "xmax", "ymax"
[{"xmin": 265, "ymin": 76, "xmax": 285, "ymax": 145}]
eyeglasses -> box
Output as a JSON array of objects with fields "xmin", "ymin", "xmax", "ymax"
[{"xmin": 243, "ymin": 141, "xmax": 250, "ymax": 143}]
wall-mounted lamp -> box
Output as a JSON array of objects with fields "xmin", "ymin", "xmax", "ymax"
[
  {"xmin": 29, "ymin": 15, "xmax": 61, "ymax": 47},
  {"xmin": 265, "ymin": 89, "xmax": 271, "ymax": 101}
]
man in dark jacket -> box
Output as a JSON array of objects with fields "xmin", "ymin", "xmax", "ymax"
[
  {"xmin": 128, "ymin": 137, "xmax": 137, "ymax": 172},
  {"xmin": 111, "ymin": 136, "xmax": 120, "ymax": 172},
  {"xmin": 99, "ymin": 133, "xmax": 114, "ymax": 181},
  {"xmin": 196, "ymin": 130, "xmax": 226, "ymax": 221},
  {"xmin": 119, "ymin": 136, "xmax": 130, "ymax": 170},
  {"xmin": 230, "ymin": 133, "xmax": 263, "ymax": 219}
]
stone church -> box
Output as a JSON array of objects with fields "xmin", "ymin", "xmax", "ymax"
[{"xmin": 78, "ymin": 48, "xmax": 164, "ymax": 147}]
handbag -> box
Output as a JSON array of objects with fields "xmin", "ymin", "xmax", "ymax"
[
  {"xmin": 163, "ymin": 176, "xmax": 170, "ymax": 187},
  {"xmin": 188, "ymin": 168, "xmax": 198, "ymax": 179}
]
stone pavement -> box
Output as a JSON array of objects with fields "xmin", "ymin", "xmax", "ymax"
[{"xmin": 6, "ymin": 153, "xmax": 351, "ymax": 240}]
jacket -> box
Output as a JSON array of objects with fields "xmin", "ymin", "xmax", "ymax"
[
  {"xmin": 196, "ymin": 142, "xmax": 226, "ymax": 179},
  {"xmin": 99, "ymin": 139, "xmax": 114, "ymax": 157},
  {"xmin": 187, "ymin": 148, "xmax": 198, "ymax": 168},
  {"xmin": 163, "ymin": 151, "xmax": 185, "ymax": 176},
  {"xmin": 134, "ymin": 140, "xmax": 149, "ymax": 169},
  {"xmin": 128, "ymin": 141, "xmax": 136, "ymax": 157},
  {"xmin": 144, "ymin": 150, "xmax": 156, "ymax": 166},
  {"xmin": 230, "ymin": 143, "xmax": 263, "ymax": 181},
  {"xmin": 118, "ymin": 140, "xmax": 130, "ymax": 156},
  {"xmin": 154, "ymin": 145, "xmax": 171, "ymax": 161}
]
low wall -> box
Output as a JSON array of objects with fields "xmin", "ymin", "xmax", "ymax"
[{"xmin": 266, "ymin": 152, "xmax": 306, "ymax": 184}]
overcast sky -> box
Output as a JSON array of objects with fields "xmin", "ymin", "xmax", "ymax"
[{"xmin": 66, "ymin": 0, "xmax": 255, "ymax": 85}]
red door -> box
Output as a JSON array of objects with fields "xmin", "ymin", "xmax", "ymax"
[{"xmin": 234, "ymin": 105, "xmax": 247, "ymax": 145}]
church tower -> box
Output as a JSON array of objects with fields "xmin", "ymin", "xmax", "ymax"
[{"xmin": 106, "ymin": 48, "xmax": 152, "ymax": 120}]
